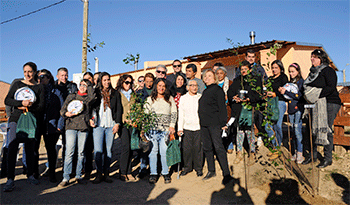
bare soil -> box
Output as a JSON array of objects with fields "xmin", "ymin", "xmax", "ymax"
[{"xmin": 0, "ymin": 134, "xmax": 349, "ymax": 204}]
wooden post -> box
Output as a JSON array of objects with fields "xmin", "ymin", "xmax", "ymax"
[{"xmin": 82, "ymin": 0, "xmax": 89, "ymax": 73}]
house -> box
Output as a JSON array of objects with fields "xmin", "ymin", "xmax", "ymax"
[{"xmin": 110, "ymin": 40, "xmax": 337, "ymax": 87}]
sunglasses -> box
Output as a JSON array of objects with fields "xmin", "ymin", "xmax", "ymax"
[
  {"xmin": 173, "ymin": 65, "xmax": 181, "ymax": 68},
  {"xmin": 39, "ymin": 74, "xmax": 48, "ymax": 79},
  {"xmin": 138, "ymin": 80, "xmax": 144, "ymax": 83},
  {"xmin": 156, "ymin": 70, "xmax": 166, "ymax": 75},
  {"xmin": 79, "ymin": 84, "xmax": 87, "ymax": 87},
  {"xmin": 124, "ymin": 81, "xmax": 132, "ymax": 85}
]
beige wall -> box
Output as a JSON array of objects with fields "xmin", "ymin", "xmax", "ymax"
[
  {"xmin": 260, "ymin": 48, "xmax": 277, "ymax": 77},
  {"xmin": 0, "ymin": 81, "xmax": 10, "ymax": 107}
]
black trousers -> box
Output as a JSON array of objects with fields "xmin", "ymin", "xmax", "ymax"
[
  {"xmin": 120, "ymin": 126, "xmax": 133, "ymax": 175},
  {"xmin": 33, "ymin": 130, "xmax": 42, "ymax": 178},
  {"xmin": 201, "ymin": 126, "xmax": 230, "ymax": 176},
  {"xmin": 7, "ymin": 138, "xmax": 35, "ymax": 180},
  {"xmin": 43, "ymin": 133, "xmax": 60, "ymax": 179},
  {"xmin": 311, "ymin": 103, "xmax": 341, "ymax": 161},
  {"xmin": 84, "ymin": 130, "xmax": 94, "ymax": 175},
  {"xmin": 254, "ymin": 110, "xmax": 266, "ymax": 137},
  {"xmin": 183, "ymin": 129, "xmax": 202, "ymax": 173}
]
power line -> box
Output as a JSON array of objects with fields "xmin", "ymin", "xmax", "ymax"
[{"xmin": 1, "ymin": 0, "xmax": 66, "ymax": 25}]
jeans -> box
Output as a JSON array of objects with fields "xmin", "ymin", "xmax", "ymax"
[
  {"xmin": 148, "ymin": 130, "xmax": 169, "ymax": 175},
  {"xmin": 289, "ymin": 111, "xmax": 303, "ymax": 153},
  {"xmin": 63, "ymin": 130, "xmax": 88, "ymax": 180},
  {"xmin": 93, "ymin": 127, "xmax": 114, "ymax": 173},
  {"xmin": 266, "ymin": 101, "xmax": 286, "ymax": 147}
]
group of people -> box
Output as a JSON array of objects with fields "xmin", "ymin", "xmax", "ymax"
[{"xmin": 1, "ymin": 48, "xmax": 341, "ymax": 192}]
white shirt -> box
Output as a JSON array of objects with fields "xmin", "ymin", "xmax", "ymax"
[{"xmin": 177, "ymin": 93, "xmax": 201, "ymax": 131}]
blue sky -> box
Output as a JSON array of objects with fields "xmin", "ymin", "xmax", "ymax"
[{"xmin": 1, "ymin": 0, "xmax": 349, "ymax": 84}]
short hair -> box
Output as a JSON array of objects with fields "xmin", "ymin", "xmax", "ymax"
[
  {"xmin": 172, "ymin": 59, "xmax": 182, "ymax": 65},
  {"xmin": 203, "ymin": 69, "xmax": 218, "ymax": 84},
  {"xmin": 156, "ymin": 64, "xmax": 167, "ymax": 73},
  {"xmin": 186, "ymin": 63, "xmax": 197, "ymax": 73},
  {"xmin": 57, "ymin": 67, "xmax": 68, "ymax": 74},
  {"xmin": 245, "ymin": 49, "xmax": 255, "ymax": 56},
  {"xmin": 145, "ymin": 72, "xmax": 155, "ymax": 80},
  {"xmin": 83, "ymin": 72, "xmax": 93, "ymax": 78},
  {"xmin": 240, "ymin": 60, "xmax": 252, "ymax": 69},
  {"xmin": 271, "ymin": 60, "xmax": 285, "ymax": 73},
  {"xmin": 311, "ymin": 49, "xmax": 330, "ymax": 65},
  {"xmin": 213, "ymin": 62, "xmax": 224, "ymax": 67},
  {"xmin": 215, "ymin": 66, "xmax": 227, "ymax": 74},
  {"xmin": 23, "ymin": 62, "xmax": 37, "ymax": 73}
]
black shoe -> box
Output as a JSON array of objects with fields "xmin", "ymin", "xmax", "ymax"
[
  {"xmin": 149, "ymin": 175, "xmax": 158, "ymax": 184},
  {"xmin": 202, "ymin": 172, "xmax": 216, "ymax": 181},
  {"xmin": 138, "ymin": 169, "xmax": 148, "ymax": 179},
  {"xmin": 196, "ymin": 171, "xmax": 203, "ymax": 177},
  {"xmin": 222, "ymin": 175, "xmax": 233, "ymax": 185},
  {"xmin": 316, "ymin": 160, "xmax": 332, "ymax": 168},
  {"xmin": 76, "ymin": 178, "xmax": 88, "ymax": 185},
  {"xmin": 180, "ymin": 171, "xmax": 190, "ymax": 176},
  {"xmin": 302, "ymin": 156, "xmax": 315, "ymax": 165},
  {"xmin": 23, "ymin": 165, "xmax": 27, "ymax": 175},
  {"xmin": 163, "ymin": 174, "xmax": 171, "ymax": 184},
  {"xmin": 49, "ymin": 177, "xmax": 57, "ymax": 183}
]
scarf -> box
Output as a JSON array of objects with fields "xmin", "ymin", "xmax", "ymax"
[
  {"xmin": 303, "ymin": 64, "xmax": 330, "ymax": 145},
  {"xmin": 101, "ymin": 88, "xmax": 111, "ymax": 111},
  {"xmin": 121, "ymin": 89, "xmax": 132, "ymax": 101},
  {"xmin": 218, "ymin": 77, "xmax": 229, "ymax": 95}
]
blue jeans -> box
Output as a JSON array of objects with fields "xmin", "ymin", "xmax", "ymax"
[
  {"xmin": 93, "ymin": 127, "xmax": 114, "ymax": 172},
  {"xmin": 265, "ymin": 101, "xmax": 287, "ymax": 147},
  {"xmin": 289, "ymin": 111, "xmax": 303, "ymax": 153},
  {"xmin": 63, "ymin": 130, "xmax": 88, "ymax": 180},
  {"xmin": 148, "ymin": 130, "xmax": 169, "ymax": 175}
]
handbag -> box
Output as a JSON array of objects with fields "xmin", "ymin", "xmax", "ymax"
[
  {"xmin": 130, "ymin": 128, "xmax": 150, "ymax": 153},
  {"xmin": 16, "ymin": 109, "xmax": 37, "ymax": 142},
  {"xmin": 239, "ymin": 106, "xmax": 252, "ymax": 127},
  {"xmin": 268, "ymin": 97, "xmax": 280, "ymax": 122}
]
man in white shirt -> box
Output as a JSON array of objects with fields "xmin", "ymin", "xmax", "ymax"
[{"xmin": 177, "ymin": 80, "xmax": 203, "ymax": 177}]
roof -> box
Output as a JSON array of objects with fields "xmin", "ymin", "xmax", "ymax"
[
  {"xmin": 337, "ymin": 82, "xmax": 350, "ymax": 87},
  {"xmin": 182, "ymin": 39, "xmax": 337, "ymax": 70}
]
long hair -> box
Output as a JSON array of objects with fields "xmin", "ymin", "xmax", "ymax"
[
  {"xmin": 116, "ymin": 74, "xmax": 134, "ymax": 92},
  {"xmin": 151, "ymin": 78, "xmax": 171, "ymax": 105},
  {"xmin": 96, "ymin": 72, "xmax": 112, "ymax": 91},
  {"xmin": 271, "ymin": 60, "xmax": 285, "ymax": 74},
  {"xmin": 288, "ymin": 63, "xmax": 302, "ymax": 83},
  {"xmin": 38, "ymin": 69, "xmax": 55, "ymax": 85}
]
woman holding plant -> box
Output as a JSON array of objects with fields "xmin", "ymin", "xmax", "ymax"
[
  {"xmin": 227, "ymin": 60, "xmax": 262, "ymax": 166},
  {"xmin": 90, "ymin": 72, "xmax": 122, "ymax": 184},
  {"xmin": 116, "ymin": 74, "xmax": 137, "ymax": 181},
  {"xmin": 265, "ymin": 60, "xmax": 288, "ymax": 159},
  {"xmin": 144, "ymin": 78, "xmax": 177, "ymax": 184}
]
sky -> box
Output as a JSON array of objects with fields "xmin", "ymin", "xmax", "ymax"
[{"xmin": 1, "ymin": 0, "xmax": 349, "ymax": 84}]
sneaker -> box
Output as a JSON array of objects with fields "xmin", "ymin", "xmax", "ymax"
[
  {"xmin": 27, "ymin": 175, "xmax": 40, "ymax": 185},
  {"xmin": 163, "ymin": 174, "xmax": 171, "ymax": 184},
  {"xmin": 296, "ymin": 152, "xmax": 304, "ymax": 164},
  {"xmin": 3, "ymin": 179, "xmax": 15, "ymax": 192},
  {"xmin": 227, "ymin": 149, "xmax": 233, "ymax": 154},
  {"xmin": 149, "ymin": 175, "xmax": 158, "ymax": 184},
  {"xmin": 58, "ymin": 179, "xmax": 69, "ymax": 187},
  {"xmin": 291, "ymin": 154, "xmax": 297, "ymax": 161}
]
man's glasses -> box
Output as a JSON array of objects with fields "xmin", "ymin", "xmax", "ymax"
[
  {"xmin": 173, "ymin": 65, "xmax": 181, "ymax": 68},
  {"xmin": 124, "ymin": 81, "xmax": 132, "ymax": 85},
  {"xmin": 189, "ymin": 84, "xmax": 198, "ymax": 87},
  {"xmin": 156, "ymin": 70, "xmax": 166, "ymax": 75}
]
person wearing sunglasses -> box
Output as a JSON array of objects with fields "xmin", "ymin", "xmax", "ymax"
[
  {"xmin": 167, "ymin": 59, "xmax": 186, "ymax": 85},
  {"xmin": 58, "ymin": 79, "xmax": 95, "ymax": 187},
  {"xmin": 135, "ymin": 76, "xmax": 144, "ymax": 92},
  {"xmin": 37, "ymin": 69, "xmax": 64, "ymax": 183},
  {"xmin": 155, "ymin": 64, "xmax": 172, "ymax": 89},
  {"xmin": 90, "ymin": 72, "xmax": 122, "ymax": 184}
]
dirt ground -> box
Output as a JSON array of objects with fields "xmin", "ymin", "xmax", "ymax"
[{"xmin": 0, "ymin": 134, "xmax": 349, "ymax": 205}]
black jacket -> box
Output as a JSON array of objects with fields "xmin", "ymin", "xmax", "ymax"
[
  {"xmin": 227, "ymin": 74, "xmax": 262, "ymax": 127},
  {"xmin": 91, "ymin": 88, "xmax": 123, "ymax": 125},
  {"xmin": 270, "ymin": 73, "xmax": 288, "ymax": 102},
  {"xmin": 198, "ymin": 84, "xmax": 227, "ymax": 127},
  {"xmin": 55, "ymin": 80, "xmax": 78, "ymax": 100},
  {"xmin": 42, "ymin": 85, "xmax": 65, "ymax": 134}
]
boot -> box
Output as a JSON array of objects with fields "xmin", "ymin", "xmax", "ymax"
[
  {"xmin": 103, "ymin": 171, "xmax": 113, "ymax": 183},
  {"xmin": 92, "ymin": 171, "xmax": 103, "ymax": 184}
]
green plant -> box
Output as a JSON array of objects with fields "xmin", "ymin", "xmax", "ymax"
[
  {"xmin": 126, "ymin": 93, "xmax": 156, "ymax": 140},
  {"xmin": 123, "ymin": 53, "xmax": 140, "ymax": 67},
  {"xmin": 84, "ymin": 32, "xmax": 105, "ymax": 72}
]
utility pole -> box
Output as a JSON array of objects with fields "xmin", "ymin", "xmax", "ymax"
[{"xmin": 82, "ymin": 0, "xmax": 89, "ymax": 73}]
